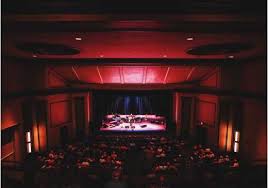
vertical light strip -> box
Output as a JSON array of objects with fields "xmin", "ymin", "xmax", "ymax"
[
  {"xmin": 163, "ymin": 67, "xmax": 170, "ymax": 84},
  {"xmin": 71, "ymin": 66, "xmax": 80, "ymax": 81},
  {"xmin": 119, "ymin": 66, "xmax": 123, "ymax": 84},
  {"xmin": 226, "ymin": 121, "xmax": 233, "ymax": 152},
  {"xmin": 143, "ymin": 66, "xmax": 148, "ymax": 84},
  {"xmin": 235, "ymin": 131, "xmax": 240, "ymax": 142},
  {"xmin": 27, "ymin": 143, "xmax": 32, "ymax": 153},
  {"xmin": 33, "ymin": 124, "xmax": 40, "ymax": 152},
  {"xmin": 234, "ymin": 142, "xmax": 239, "ymax": 152},
  {"xmin": 120, "ymin": 66, "xmax": 125, "ymax": 84},
  {"xmin": 175, "ymin": 93, "xmax": 178, "ymax": 123},
  {"xmin": 186, "ymin": 66, "xmax": 196, "ymax": 80},
  {"xmin": 96, "ymin": 66, "xmax": 103, "ymax": 84},
  {"xmin": 87, "ymin": 92, "xmax": 90, "ymax": 123},
  {"xmin": 26, "ymin": 131, "xmax": 32, "ymax": 153},
  {"xmin": 26, "ymin": 132, "xmax": 31, "ymax": 142}
]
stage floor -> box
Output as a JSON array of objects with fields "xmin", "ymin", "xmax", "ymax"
[{"xmin": 100, "ymin": 122, "xmax": 166, "ymax": 132}]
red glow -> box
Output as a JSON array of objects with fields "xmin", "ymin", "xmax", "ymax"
[
  {"xmin": 52, "ymin": 65, "xmax": 218, "ymax": 84},
  {"xmin": 122, "ymin": 66, "xmax": 144, "ymax": 83},
  {"xmin": 50, "ymin": 101, "xmax": 72, "ymax": 127},
  {"xmin": 98, "ymin": 66, "xmax": 121, "ymax": 83},
  {"xmin": 219, "ymin": 122, "xmax": 228, "ymax": 150},
  {"xmin": 196, "ymin": 101, "xmax": 215, "ymax": 125},
  {"xmin": 1, "ymin": 100, "xmax": 21, "ymax": 130}
]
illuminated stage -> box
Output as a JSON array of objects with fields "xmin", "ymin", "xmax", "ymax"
[{"xmin": 100, "ymin": 114, "xmax": 166, "ymax": 132}]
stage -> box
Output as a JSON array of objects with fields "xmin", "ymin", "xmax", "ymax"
[{"xmin": 100, "ymin": 114, "xmax": 166, "ymax": 132}]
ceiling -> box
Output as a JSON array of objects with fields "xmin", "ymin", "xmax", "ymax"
[
  {"xmin": 50, "ymin": 65, "xmax": 217, "ymax": 84},
  {"xmin": 3, "ymin": 31, "xmax": 265, "ymax": 59},
  {"xmin": 2, "ymin": 0, "xmax": 265, "ymax": 87}
]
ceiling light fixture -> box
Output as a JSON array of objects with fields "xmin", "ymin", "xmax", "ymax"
[
  {"xmin": 75, "ymin": 37, "xmax": 82, "ymax": 41},
  {"xmin": 186, "ymin": 37, "xmax": 194, "ymax": 41}
]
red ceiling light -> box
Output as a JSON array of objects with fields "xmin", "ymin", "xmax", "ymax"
[{"xmin": 100, "ymin": 54, "xmax": 104, "ymax": 58}]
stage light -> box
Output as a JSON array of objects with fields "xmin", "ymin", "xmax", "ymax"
[
  {"xmin": 163, "ymin": 55, "xmax": 167, "ymax": 58},
  {"xmin": 26, "ymin": 131, "xmax": 31, "ymax": 142},
  {"xmin": 32, "ymin": 54, "xmax": 37, "ymax": 58},
  {"xmin": 27, "ymin": 143, "xmax": 32, "ymax": 153},
  {"xmin": 75, "ymin": 37, "xmax": 82, "ymax": 41},
  {"xmin": 234, "ymin": 131, "xmax": 240, "ymax": 142},
  {"xmin": 186, "ymin": 37, "xmax": 194, "ymax": 41},
  {"xmin": 234, "ymin": 131, "xmax": 240, "ymax": 153},
  {"xmin": 234, "ymin": 142, "xmax": 239, "ymax": 152},
  {"xmin": 228, "ymin": 55, "xmax": 234, "ymax": 59},
  {"xmin": 100, "ymin": 54, "xmax": 104, "ymax": 58},
  {"xmin": 26, "ymin": 131, "xmax": 32, "ymax": 153}
]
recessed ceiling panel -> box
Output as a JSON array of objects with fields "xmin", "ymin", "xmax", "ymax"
[
  {"xmin": 166, "ymin": 67, "xmax": 192, "ymax": 83},
  {"xmin": 74, "ymin": 66, "xmax": 101, "ymax": 83},
  {"xmin": 189, "ymin": 67, "xmax": 216, "ymax": 81},
  {"xmin": 146, "ymin": 66, "xmax": 169, "ymax": 83},
  {"xmin": 122, "ymin": 66, "xmax": 144, "ymax": 83},
  {"xmin": 99, "ymin": 66, "xmax": 121, "ymax": 83}
]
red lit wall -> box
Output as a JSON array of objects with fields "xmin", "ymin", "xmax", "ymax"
[
  {"xmin": 2, "ymin": 99, "xmax": 22, "ymax": 130},
  {"xmin": 50, "ymin": 100, "xmax": 72, "ymax": 127},
  {"xmin": 196, "ymin": 99, "xmax": 216, "ymax": 125},
  {"xmin": 2, "ymin": 62, "xmax": 91, "ymax": 153},
  {"xmin": 218, "ymin": 61, "xmax": 266, "ymax": 163},
  {"xmin": 197, "ymin": 71, "xmax": 219, "ymax": 147},
  {"xmin": 239, "ymin": 61, "xmax": 266, "ymax": 164},
  {"xmin": 45, "ymin": 72, "xmax": 92, "ymax": 147},
  {"xmin": 173, "ymin": 92, "xmax": 182, "ymax": 136},
  {"xmin": 45, "ymin": 94, "xmax": 72, "ymax": 147},
  {"xmin": 241, "ymin": 100, "xmax": 266, "ymax": 164},
  {"xmin": 196, "ymin": 94, "xmax": 219, "ymax": 147},
  {"xmin": 1, "ymin": 61, "xmax": 46, "ymax": 161},
  {"xmin": 71, "ymin": 92, "xmax": 92, "ymax": 137}
]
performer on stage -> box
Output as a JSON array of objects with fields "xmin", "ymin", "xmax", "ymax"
[{"xmin": 130, "ymin": 114, "xmax": 135, "ymax": 130}]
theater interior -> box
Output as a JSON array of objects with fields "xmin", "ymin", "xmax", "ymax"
[{"xmin": 2, "ymin": 0, "xmax": 267, "ymax": 187}]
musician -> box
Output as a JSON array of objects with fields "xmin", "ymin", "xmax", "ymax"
[{"xmin": 129, "ymin": 114, "xmax": 135, "ymax": 130}]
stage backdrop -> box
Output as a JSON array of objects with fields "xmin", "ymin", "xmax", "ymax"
[{"xmin": 93, "ymin": 91, "xmax": 172, "ymax": 132}]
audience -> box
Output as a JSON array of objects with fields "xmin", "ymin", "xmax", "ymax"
[{"xmin": 36, "ymin": 135, "xmax": 240, "ymax": 188}]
